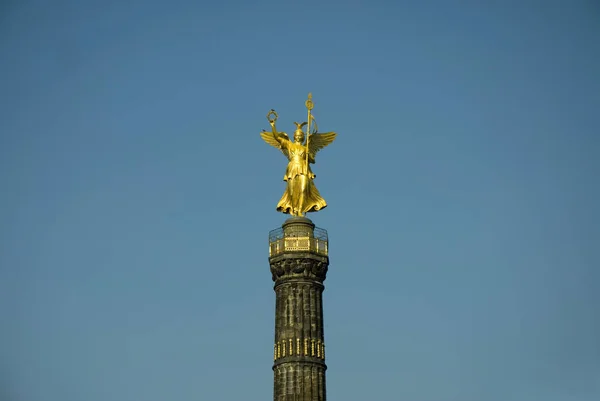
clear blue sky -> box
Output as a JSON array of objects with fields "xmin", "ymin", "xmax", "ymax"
[{"xmin": 1, "ymin": 1, "xmax": 599, "ymax": 400}]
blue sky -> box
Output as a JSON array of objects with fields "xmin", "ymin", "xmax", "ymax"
[{"xmin": 1, "ymin": 1, "xmax": 599, "ymax": 400}]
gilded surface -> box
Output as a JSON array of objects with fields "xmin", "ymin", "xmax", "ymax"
[
  {"xmin": 260, "ymin": 93, "xmax": 337, "ymax": 216},
  {"xmin": 269, "ymin": 236, "xmax": 328, "ymax": 257},
  {"xmin": 273, "ymin": 337, "xmax": 326, "ymax": 361}
]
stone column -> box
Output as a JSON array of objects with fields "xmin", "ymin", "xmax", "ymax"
[{"xmin": 269, "ymin": 217, "xmax": 329, "ymax": 401}]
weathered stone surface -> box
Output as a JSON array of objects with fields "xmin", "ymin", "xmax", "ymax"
[
  {"xmin": 269, "ymin": 217, "xmax": 329, "ymax": 401},
  {"xmin": 273, "ymin": 362, "xmax": 326, "ymax": 401},
  {"xmin": 270, "ymin": 253, "xmax": 329, "ymax": 283}
]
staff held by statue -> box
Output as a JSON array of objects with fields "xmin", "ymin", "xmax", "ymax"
[
  {"xmin": 259, "ymin": 93, "xmax": 337, "ymax": 217},
  {"xmin": 305, "ymin": 93, "xmax": 314, "ymax": 175}
]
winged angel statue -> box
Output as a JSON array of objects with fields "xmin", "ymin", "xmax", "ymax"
[{"xmin": 260, "ymin": 95, "xmax": 337, "ymax": 217}]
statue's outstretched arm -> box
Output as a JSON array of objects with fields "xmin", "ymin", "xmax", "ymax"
[
  {"xmin": 270, "ymin": 121, "xmax": 288, "ymax": 146},
  {"xmin": 260, "ymin": 125, "xmax": 290, "ymax": 157}
]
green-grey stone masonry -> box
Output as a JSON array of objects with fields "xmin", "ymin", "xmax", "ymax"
[{"xmin": 268, "ymin": 216, "xmax": 330, "ymax": 401}]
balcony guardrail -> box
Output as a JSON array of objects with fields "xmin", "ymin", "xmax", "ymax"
[{"xmin": 268, "ymin": 227, "xmax": 328, "ymax": 257}]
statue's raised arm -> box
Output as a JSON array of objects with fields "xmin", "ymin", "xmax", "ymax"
[
  {"xmin": 259, "ymin": 95, "xmax": 338, "ymax": 217},
  {"xmin": 260, "ymin": 110, "xmax": 291, "ymax": 157}
]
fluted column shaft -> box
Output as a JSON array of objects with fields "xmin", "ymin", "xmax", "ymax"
[{"xmin": 269, "ymin": 217, "xmax": 329, "ymax": 401}]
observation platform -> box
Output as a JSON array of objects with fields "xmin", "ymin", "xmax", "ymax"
[{"xmin": 268, "ymin": 217, "xmax": 328, "ymax": 257}]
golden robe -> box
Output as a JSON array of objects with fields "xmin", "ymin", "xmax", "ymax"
[{"xmin": 277, "ymin": 140, "xmax": 327, "ymax": 216}]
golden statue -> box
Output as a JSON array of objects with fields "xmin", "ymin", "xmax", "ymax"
[{"xmin": 260, "ymin": 94, "xmax": 337, "ymax": 216}]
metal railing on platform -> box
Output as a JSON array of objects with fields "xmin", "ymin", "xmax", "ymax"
[{"xmin": 268, "ymin": 227, "xmax": 328, "ymax": 257}]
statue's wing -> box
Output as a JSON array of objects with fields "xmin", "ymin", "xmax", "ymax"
[
  {"xmin": 260, "ymin": 130, "xmax": 290, "ymax": 157},
  {"xmin": 308, "ymin": 132, "xmax": 337, "ymax": 162}
]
